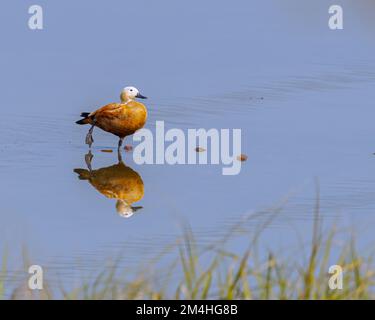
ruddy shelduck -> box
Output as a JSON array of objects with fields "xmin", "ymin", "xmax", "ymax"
[{"xmin": 76, "ymin": 86, "xmax": 148, "ymax": 149}]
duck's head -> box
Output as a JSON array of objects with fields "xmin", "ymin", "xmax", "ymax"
[
  {"xmin": 120, "ymin": 86, "xmax": 147, "ymax": 102},
  {"xmin": 116, "ymin": 199, "xmax": 143, "ymax": 218}
]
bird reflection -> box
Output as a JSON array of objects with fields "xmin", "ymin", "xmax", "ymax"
[{"xmin": 74, "ymin": 152, "xmax": 144, "ymax": 218}]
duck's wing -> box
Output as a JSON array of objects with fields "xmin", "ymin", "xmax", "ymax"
[{"xmin": 89, "ymin": 103, "xmax": 123, "ymax": 119}]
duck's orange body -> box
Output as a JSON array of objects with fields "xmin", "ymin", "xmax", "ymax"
[
  {"xmin": 74, "ymin": 161, "xmax": 144, "ymax": 204},
  {"xmin": 80, "ymin": 101, "xmax": 147, "ymax": 138}
]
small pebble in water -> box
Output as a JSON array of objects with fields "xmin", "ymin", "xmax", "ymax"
[
  {"xmin": 237, "ymin": 154, "xmax": 248, "ymax": 162},
  {"xmin": 124, "ymin": 145, "xmax": 133, "ymax": 152}
]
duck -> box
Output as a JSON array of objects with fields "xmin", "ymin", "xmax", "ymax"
[
  {"xmin": 76, "ymin": 86, "xmax": 148, "ymax": 150},
  {"xmin": 74, "ymin": 152, "xmax": 144, "ymax": 218}
]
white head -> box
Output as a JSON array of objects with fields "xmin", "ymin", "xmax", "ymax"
[
  {"xmin": 121, "ymin": 86, "xmax": 147, "ymax": 102},
  {"xmin": 115, "ymin": 200, "xmax": 143, "ymax": 218}
]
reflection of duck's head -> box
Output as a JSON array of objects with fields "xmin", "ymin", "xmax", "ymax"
[
  {"xmin": 116, "ymin": 199, "xmax": 143, "ymax": 218},
  {"xmin": 74, "ymin": 155, "xmax": 144, "ymax": 217}
]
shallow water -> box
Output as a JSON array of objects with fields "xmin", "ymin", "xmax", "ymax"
[{"xmin": 1, "ymin": 0, "xmax": 375, "ymax": 293}]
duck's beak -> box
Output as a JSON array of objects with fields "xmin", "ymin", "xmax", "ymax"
[{"xmin": 136, "ymin": 93, "xmax": 147, "ymax": 99}]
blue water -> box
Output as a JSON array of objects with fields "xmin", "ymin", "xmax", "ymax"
[{"xmin": 1, "ymin": 0, "xmax": 375, "ymax": 293}]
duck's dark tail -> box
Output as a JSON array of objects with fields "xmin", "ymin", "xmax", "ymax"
[
  {"xmin": 76, "ymin": 112, "xmax": 91, "ymax": 125},
  {"xmin": 73, "ymin": 168, "xmax": 91, "ymax": 180}
]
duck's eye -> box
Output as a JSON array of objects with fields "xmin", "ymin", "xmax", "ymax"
[{"xmin": 130, "ymin": 89, "xmax": 133, "ymax": 92}]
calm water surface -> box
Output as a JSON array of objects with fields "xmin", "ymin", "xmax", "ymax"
[{"xmin": 1, "ymin": 0, "xmax": 375, "ymax": 290}]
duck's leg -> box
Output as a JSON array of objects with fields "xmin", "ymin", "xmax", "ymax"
[
  {"xmin": 117, "ymin": 148, "xmax": 123, "ymax": 163},
  {"xmin": 117, "ymin": 137, "xmax": 124, "ymax": 160},
  {"xmin": 85, "ymin": 124, "xmax": 95, "ymax": 147},
  {"xmin": 118, "ymin": 137, "xmax": 124, "ymax": 149},
  {"xmin": 85, "ymin": 150, "xmax": 93, "ymax": 172}
]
